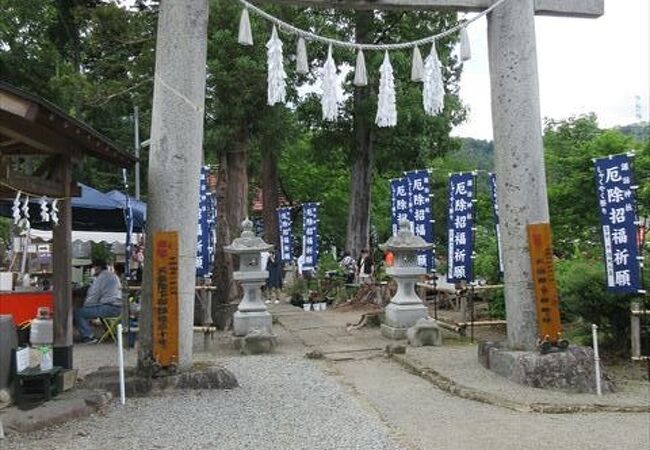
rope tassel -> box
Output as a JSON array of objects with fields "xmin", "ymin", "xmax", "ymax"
[
  {"xmin": 376, "ymin": 51, "xmax": 397, "ymax": 128},
  {"xmin": 353, "ymin": 49, "xmax": 367, "ymax": 87},
  {"xmin": 411, "ymin": 46, "xmax": 424, "ymax": 82},
  {"xmin": 321, "ymin": 45, "xmax": 339, "ymax": 121},
  {"xmin": 266, "ymin": 25, "xmax": 287, "ymax": 105},
  {"xmin": 238, "ymin": 8, "xmax": 253, "ymax": 46},
  {"xmin": 460, "ymin": 28, "xmax": 471, "ymax": 61},
  {"xmin": 423, "ymin": 43, "xmax": 444, "ymax": 116},
  {"xmin": 296, "ymin": 37, "xmax": 309, "ymax": 74}
]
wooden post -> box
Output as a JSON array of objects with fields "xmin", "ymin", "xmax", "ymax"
[{"xmin": 53, "ymin": 156, "xmax": 73, "ymax": 369}]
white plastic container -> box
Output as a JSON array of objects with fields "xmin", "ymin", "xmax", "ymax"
[
  {"xmin": 302, "ymin": 303, "xmax": 311, "ymax": 312},
  {"xmin": 0, "ymin": 273, "xmax": 12, "ymax": 292},
  {"xmin": 30, "ymin": 308, "xmax": 53, "ymax": 346}
]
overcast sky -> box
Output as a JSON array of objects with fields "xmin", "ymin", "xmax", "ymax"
[{"xmin": 453, "ymin": 0, "xmax": 649, "ymax": 139}]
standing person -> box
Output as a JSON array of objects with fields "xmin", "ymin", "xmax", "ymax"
[
  {"xmin": 339, "ymin": 251, "xmax": 356, "ymax": 284},
  {"xmin": 74, "ymin": 258, "xmax": 122, "ymax": 344},
  {"xmin": 357, "ymin": 249, "xmax": 374, "ymax": 284},
  {"xmin": 265, "ymin": 250, "xmax": 283, "ymax": 304}
]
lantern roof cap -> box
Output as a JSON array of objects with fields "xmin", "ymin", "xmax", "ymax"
[
  {"xmin": 224, "ymin": 218, "xmax": 274, "ymax": 254},
  {"xmin": 379, "ymin": 219, "xmax": 433, "ymax": 252}
]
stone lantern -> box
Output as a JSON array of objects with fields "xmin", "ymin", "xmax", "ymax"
[
  {"xmin": 224, "ymin": 218, "xmax": 274, "ymax": 337},
  {"xmin": 379, "ymin": 219, "xmax": 434, "ymax": 339}
]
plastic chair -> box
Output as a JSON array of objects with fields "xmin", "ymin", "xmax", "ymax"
[{"xmin": 98, "ymin": 316, "xmax": 121, "ymax": 343}]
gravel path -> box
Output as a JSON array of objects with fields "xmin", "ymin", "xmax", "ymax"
[
  {"xmin": 335, "ymin": 358, "xmax": 650, "ymax": 450},
  {"xmin": 2, "ymin": 355, "xmax": 406, "ymax": 450}
]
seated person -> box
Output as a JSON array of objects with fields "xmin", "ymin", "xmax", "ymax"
[{"xmin": 74, "ymin": 258, "xmax": 122, "ymax": 344}]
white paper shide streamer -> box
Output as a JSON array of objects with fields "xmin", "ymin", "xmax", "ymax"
[
  {"xmin": 238, "ymin": 8, "xmax": 254, "ymax": 46},
  {"xmin": 296, "ymin": 37, "xmax": 309, "ymax": 74},
  {"xmin": 422, "ymin": 43, "xmax": 444, "ymax": 116},
  {"xmin": 321, "ymin": 45, "xmax": 338, "ymax": 121},
  {"xmin": 266, "ymin": 26, "xmax": 286, "ymax": 106},
  {"xmin": 376, "ymin": 52, "xmax": 397, "ymax": 128},
  {"xmin": 39, "ymin": 197, "xmax": 50, "ymax": 222},
  {"xmin": 51, "ymin": 199, "xmax": 59, "ymax": 226},
  {"xmin": 12, "ymin": 191, "xmax": 21, "ymax": 225},
  {"xmin": 460, "ymin": 28, "xmax": 471, "ymax": 61},
  {"xmin": 353, "ymin": 49, "xmax": 367, "ymax": 87}
]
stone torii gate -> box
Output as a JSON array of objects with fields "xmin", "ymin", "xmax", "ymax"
[{"xmin": 142, "ymin": 0, "xmax": 603, "ymax": 370}]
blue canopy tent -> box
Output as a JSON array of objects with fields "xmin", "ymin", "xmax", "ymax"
[
  {"xmin": 106, "ymin": 190, "xmax": 147, "ymax": 225},
  {"xmin": 0, "ymin": 183, "xmax": 145, "ymax": 232}
]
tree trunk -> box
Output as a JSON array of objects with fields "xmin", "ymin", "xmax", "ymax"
[
  {"xmin": 211, "ymin": 125, "xmax": 249, "ymax": 329},
  {"xmin": 345, "ymin": 11, "xmax": 374, "ymax": 258},
  {"xmin": 261, "ymin": 144, "xmax": 279, "ymax": 247}
]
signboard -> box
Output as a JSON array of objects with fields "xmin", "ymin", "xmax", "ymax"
[
  {"xmin": 405, "ymin": 169, "xmax": 434, "ymax": 271},
  {"xmin": 302, "ymin": 203, "xmax": 319, "ymax": 269},
  {"xmin": 488, "ymin": 173, "xmax": 504, "ymax": 276},
  {"xmin": 593, "ymin": 154, "xmax": 642, "ymax": 293},
  {"xmin": 153, "ymin": 231, "xmax": 179, "ymax": 367},
  {"xmin": 392, "ymin": 177, "xmax": 412, "ymax": 234},
  {"xmin": 527, "ymin": 223, "xmax": 562, "ymax": 342},
  {"xmin": 277, "ymin": 207, "xmax": 293, "ymax": 263},
  {"xmin": 447, "ymin": 172, "xmax": 475, "ymax": 283}
]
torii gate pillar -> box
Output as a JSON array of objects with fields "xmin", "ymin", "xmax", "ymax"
[{"xmin": 487, "ymin": 0, "xmax": 548, "ymax": 349}]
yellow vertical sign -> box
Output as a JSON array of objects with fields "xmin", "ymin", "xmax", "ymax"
[
  {"xmin": 527, "ymin": 223, "xmax": 563, "ymax": 344},
  {"xmin": 152, "ymin": 231, "xmax": 179, "ymax": 367}
]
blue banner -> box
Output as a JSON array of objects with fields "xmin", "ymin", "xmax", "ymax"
[
  {"xmin": 488, "ymin": 173, "xmax": 504, "ymax": 276},
  {"xmin": 302, "ymin": 203, "xmax": 319, "ymax": 269},
  {"xmin": 405, "ymin": 169, "xmax": 434, "ymax": 272},
  {"xmin": 447, "ymin": 172, "xmax": 475, "ymax": 283},
  {"xmin": 277, "ymin": 207, "xmax": 293, "ymax": 263},
  {"xmin": 392, "ymin": 177, "xmax": 412, "ymax": 235},
  {"xmin": 594, "ymin": 154, "xmax": 642, "ymax": 293},
  {"xmin": 196, "ymin": 166, "xmax": 215, "ymax": 277}
]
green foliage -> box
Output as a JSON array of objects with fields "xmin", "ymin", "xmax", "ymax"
[
  {"xmin": 0, "ymin": 0, "xmax": 156, "ymax": 193},
  {"xmin": 90, "ymin": 241, "xmax": 112, "ymax": 264},
  {"xmin": 555, "ymin": 257, "xmax": 641, "ymax": 352},
  {"xmin": 544, "ymin": 115, "xmax": 644, "ymax": 257}
]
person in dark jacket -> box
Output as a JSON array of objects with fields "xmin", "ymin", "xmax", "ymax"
[
  {"xmin": 74, "ymin": 258, "xmax": 122, "ymax": 344},
  {"xmin": 265, "ymin": 250, "xmax": 283, "ymax": 304}
]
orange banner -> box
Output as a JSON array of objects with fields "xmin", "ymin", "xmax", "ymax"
[
  {"xmin": 152, "ymin": 231, "xmax": 179, "ymax": 367},
  {"xmin": 527, "ymin": 223, "xmax": 563, "ymax": 343}
]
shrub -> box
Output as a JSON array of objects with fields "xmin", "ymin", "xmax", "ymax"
[{"xmin": 556, "ymin": 257, "xmax": 641, "ymax": 354}]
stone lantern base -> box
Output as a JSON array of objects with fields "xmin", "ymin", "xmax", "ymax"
[
  {"xmin": 381, "ymin": 302, "xmax": 428, "ymax": 340},
  {"xmin": 232, "ymin": 310, "xmax": 273, "ymax": 337}
]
